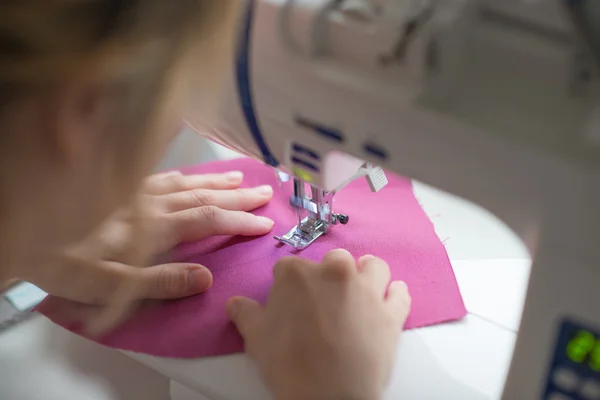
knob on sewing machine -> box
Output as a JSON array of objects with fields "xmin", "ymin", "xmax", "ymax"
[{"xmin": 274, "ymin": 163, "xmax": 388, "ymax": 250}]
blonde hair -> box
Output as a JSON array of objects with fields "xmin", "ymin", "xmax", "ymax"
[
  {"xmin": 0, "ymin": 1, "xmax": 235, "ymax": 93},
  {"xmin": 0, "ymin": 0, "xmax": 239, "ymax": 332},
  {"xmin": 0, "ymin": 1, "xmax": 237, "ymax": 152}
]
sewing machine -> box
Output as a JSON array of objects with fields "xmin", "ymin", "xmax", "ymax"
[{"xmin": 131, "ymin": 0, "xmax": 600, "ymax": 399}]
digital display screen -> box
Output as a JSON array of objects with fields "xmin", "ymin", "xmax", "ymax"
[
  {"xmin": 543, "ymin": 319, "xmax": 600, "ymax": 399},
  {"xmin": 567, "ymin": 329, "xmax": 600, "ymax": 371}
]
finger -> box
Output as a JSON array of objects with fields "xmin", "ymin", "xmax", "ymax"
[
  {"xmin": 166, "ymin": 206, "xmax": 274, "ymax": 245},
  {"xmin": 273, "ymin": 256, "xmax": 315, "ymax": 279},
  {"xmin": 72, "ymin": 263, "xmax": 214, "ymax": 336},
  {"xmin": 320, "ymin": 249, "xmax": 357, "ymax": 280},
  {"xmin": 226, "ymin": 296, "xmax": 264, "ymax": 340},
  {"xmin": 142, "ymin": 171, "xmax": 182, "ymax": 193},
  {"xmin": 29, "ymin": 257, "xmax": 212, "ymax": 305},
  {"xmin": 322, "ymin": 248, "xmax": 355, "ymax": 265},
  {"xmin": 161, "ymin": 185, "xmax": 273, "ymax": 213},
  {"xmin": 145, "ymin": 171, "xmax": 244, "ymax": 195},
  {"xmin": 151, "ymin": 170, "xmax": 182, "ymax": 180},
  {"xmin": 138, "ymin": 263, "xmax": 213, "ymax": 299},
  {"xmin": 386, "ymin": 281, "xmax": 411, "ymax": 327},
  {"xmin": 357, "ymin": 254, "xmax": 391, "ymax": 295}
]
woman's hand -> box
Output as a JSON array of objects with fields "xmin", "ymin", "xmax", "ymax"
[
  {"xmin": 19, "ymin": 170, "xmax": 274, "ymax": 305},
  {"xmin": 227, "ymin": 249, "xmax": 411, "ymax": 400}
]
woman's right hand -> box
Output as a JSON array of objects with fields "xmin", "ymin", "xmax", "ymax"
[{"xmin": 226, "ymin": 249, "xmax": 411, "ymax": 400}]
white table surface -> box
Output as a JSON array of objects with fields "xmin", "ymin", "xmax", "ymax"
[{"xmin": 0, "ymin": 133, "xmax": 532, "ymax": 399}]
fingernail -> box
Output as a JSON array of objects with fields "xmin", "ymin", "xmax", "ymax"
[
  {"xmin": 257, "ymin": 216, "xmax": 274, "ymax": 228},
  {"xmin": 226, "ymin": 171, "xmax": 243, "ymax": 182},
  {"xmin": 392, "ymin": 281, "xmax": 408, "ymax": 290},
  {"xmin": 358, "ymin": 254, "xmax": 375, "ymax": 263},
  {"xmin": 187, "ymin": 267, "xmax": 213, "ymax": 293},
  {"xmin": 254, "ymin": 185, "xmax": 273, "ymax": 195}
]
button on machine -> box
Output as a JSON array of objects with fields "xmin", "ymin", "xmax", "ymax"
[
  {"xmin": 581, "ymin": 379, "xmax": 600, "ymax": 399},
  {"xmin": 553, "ymin": 368, "xmax": 581, "ymax": 392}
]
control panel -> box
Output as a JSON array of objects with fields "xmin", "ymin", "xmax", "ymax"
[{"xmin": 544, "ymin": 319, "xmax": 600, "ymax": 400}]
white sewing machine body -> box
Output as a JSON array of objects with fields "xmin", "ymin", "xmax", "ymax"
[{"xmin": 179, "ymin": 0, "xmax": 600, "ymax": 398}]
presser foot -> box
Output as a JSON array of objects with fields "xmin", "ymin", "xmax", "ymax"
[
  {"xmin": 274, "ymin": 213, "xmax": 349, "ymax": 250},
  {"xmin": 274, "ymin": 217, "xmax": 327, "ymax": 250}
]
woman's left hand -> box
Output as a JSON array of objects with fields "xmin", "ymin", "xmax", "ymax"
[{"xmin": 20, "ymin": 169, "xmax": 274, "ymax": 305}]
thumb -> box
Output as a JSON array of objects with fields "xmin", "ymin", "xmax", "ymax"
[
  {"xmin": 226, "ymin": 296, "xmax": 264, "ymax": 339},
  {"xmin": 139, "ymin": 263, "xmax": 213, "ymax": 299},
  {"xmin": 24, "ymin": 257, "xmax": 212, "ymax": 306}
]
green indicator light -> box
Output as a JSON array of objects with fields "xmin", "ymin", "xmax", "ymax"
[
  {"xmin": 567, "ymin": 330, "xmax": 596, "ymax": 363},
  {"xmin": 590, "ymin": 344, "xmax": 600, "ymax": 371},
  {"xmin": 568, "ymin": 346, "xmax": 588, "ymax": 363},
  {"xmin": 589, "ymin": 346, "xmax": 600, "ymax": 371}
]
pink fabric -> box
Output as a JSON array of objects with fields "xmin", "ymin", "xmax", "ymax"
[{"xmin": 37, "ymin": 158, "xmax": 466, "ymax": 358}]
